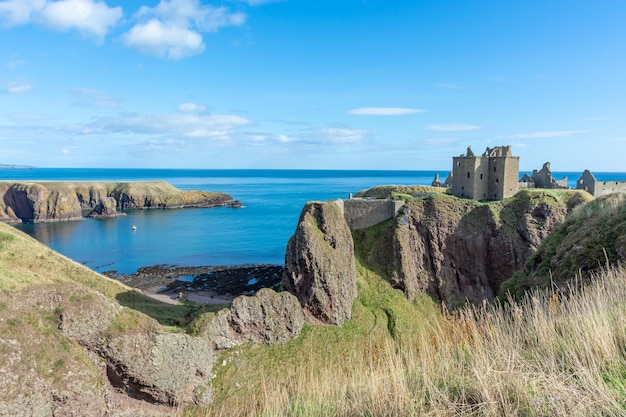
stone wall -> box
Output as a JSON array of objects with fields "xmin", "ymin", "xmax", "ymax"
[
  {"xmin": 577, "ymin": 170, "xmax": 626, "ymax": 197},
  {"xmin": 341, "ymin": 198, "xmax": 404, "ymax": 230}
]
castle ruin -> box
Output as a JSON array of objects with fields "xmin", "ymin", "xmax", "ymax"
[
  {"xmin": 576, "ymin": 170, "xmax": 626, "ymax": 197},
  {"xmin": 451, "ymin": 145, "xmax": 519, "ymax": 200}
]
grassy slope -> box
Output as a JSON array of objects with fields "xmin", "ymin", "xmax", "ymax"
[
  {"xmin": 501, "ymin": 192, "xmax": 626, "ymax": 298},
  {"xmin": 0, "ymin": 222, "xmax": 218, "ymax": 327}
]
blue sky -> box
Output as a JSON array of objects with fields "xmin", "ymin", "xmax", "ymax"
[{"xmin": 1, "ymin": 0, "xmax": 625, "ymax": 171}]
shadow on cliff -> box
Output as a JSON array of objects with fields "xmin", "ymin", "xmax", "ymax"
[{"xmin": 115, "ymin": 290, "xmax": 222, "ymax": 327}]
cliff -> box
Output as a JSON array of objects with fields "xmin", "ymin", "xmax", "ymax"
[
  {"xmin": 0, "ymin": 181, "xmax": 239, "ymax": 223},
  {"xmin": 501, "ymin": 192, "xmax": 626, "ymax": 298},
  {"xmin": 351, "ymin": 189, "xmax": 591, "ymax": 307}
]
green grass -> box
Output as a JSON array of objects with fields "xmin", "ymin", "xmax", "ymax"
[{"xmin": 0, "ymin": 222, "xmax": 209, "ymax": 329}]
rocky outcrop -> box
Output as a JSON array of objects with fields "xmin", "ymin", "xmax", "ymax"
[
  {"xmin": 357, "ymin": 190, "xmax": 587, "ymax": 307},
  {"xmin": 0, "ymin": 181, "xmax": 240, "ymax": 223},
  {"xmin": 283, "ymin": 201, "xmax": 357, "ymax": 325},
  {"xmin": 0, "ymin": 282, "xmax": 215, "ymax": 415},
  {"xmin": 87, "ymin": 196, "xmax": 121, "ymax": 218},
  {"xmin": 195, "ymin": 288, "xmax": 305, "ymax": 350},
  {"xmin": 0, "ymin": 182, "xmax": 83, "ymax": 222}
]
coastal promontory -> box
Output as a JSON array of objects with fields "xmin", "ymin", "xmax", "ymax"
[{"xmin": 0, "ymin": 181, "xmax": 241, "ymax": 223}]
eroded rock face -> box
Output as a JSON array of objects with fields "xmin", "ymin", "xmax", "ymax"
[
  {"xmin": 386, "ymin": 192, "xmax": 569, "ymax": 307},
  {"xmin": 87, "ymin": 196, "xmax": 121, "ymax": 218},
  {"xmin": 283, "ymin": 201, "xmax": 357, "ymax": 325},
  {"xmin": 0, "ymin": 183, "xmax": 83, "ymax": 222},
  {"xmin": 0, "ymin": 181, "xmax": 238, "ymax": 223},
  {"xmin": 0, "ymin": 283, "xmax": 215, "ymax": 415},
  {"xmin": 198, "ymin": 288, "xmax": 305, "ymax": 351}
]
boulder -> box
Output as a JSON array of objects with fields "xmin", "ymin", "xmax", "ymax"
[
  {"xmin": 197, "ymin": 288, "xmax": 305, "ymax": 350},
  {"xmin": 283, "ymin": 201, "xmax": 357, "ymax": 325}
]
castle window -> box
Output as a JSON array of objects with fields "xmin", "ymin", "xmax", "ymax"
[
  {"xmin": 467, "ymin": 172, "xmax": 470, "ymax": 178},
  {"xmin": 496, "ymin": 178, "xmax": 499, "ymax": 183},
  {"xmin": 494, "ymin": 166, "xmax": 497, "ymax": 172},
  {"xmin": 480, "ymin": 173, "xmax": 483, "ymax": 180}
]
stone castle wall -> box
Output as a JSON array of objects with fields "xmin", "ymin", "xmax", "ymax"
[
  {"xmin": 339, "ymin": 198, "xmax": 404, "ymax": 230},
  {"xmin": 577, "ymin": 170, "xmax": 626, "ymax": 197}
]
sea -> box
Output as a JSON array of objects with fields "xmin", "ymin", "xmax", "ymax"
[{"xmin": 1, "ymin": 168, "xmax": 625, "ymax": 274}]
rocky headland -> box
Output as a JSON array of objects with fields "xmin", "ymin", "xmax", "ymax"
[
  {"xmin": 4, "ymin": 183, "xmax": 623, "ymax": 416},
  {"xmin": 0, "ymin": 180, "xmax": 241, "ymax": 223}
]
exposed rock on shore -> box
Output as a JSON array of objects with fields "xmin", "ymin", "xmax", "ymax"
[
  {"xmin": 0, "ymin": 181, "xmax": 241, "ymax": 223},
  {"xmin": 283, "ymin": 201, "xmax": 357, "ymax": 325}
]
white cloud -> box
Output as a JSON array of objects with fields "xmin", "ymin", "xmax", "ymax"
[
  {"xmin": 67, "ymin": 88, "xmax": 123, "ymax": 108},
  {"xmin": 40, "ymin": 0, "xmax": 122, "ymax": 42},
  {"xmin": 348, "ymin": 107, "xmax": 424, "ymax": 116},
  {"xmin": 0, "ymin": 0, "xmax": 121, "ymax": 42},
  {"xmin": 178, "ymin": 102, "xmax": 206, "ymax": 112},
  {"xmin": 505, "ymin": 130, "xmax": 588, "ymax": 139},
  {"xmin": 0, "ymin": 0, "xmax": 45, "ymax": 26},
  {"xmin": 90, "ymin": 112, "xmax": 252, "ymax": 140},
  {"xmin": 122, "ymin": 19, "xmax": 204, "ymax": 59},
  {"xmin": 123, "ymin": 0, "xmax": 245, "ymax": 59},
  {"xmin": 322, "ymin": 127, "xmax": 368, "ymax": 143},
  {"xmin": 62, "ymin": 147, "xmax": 70, "ymax": 154},
  {"xmin": 276, "ymin": 134, "xmax": 294, "ymax": 143},
  {"xmin": 425, "ymin": 124, "xmax": 482, "ymax": 132},
  {"xmin": 6, "ymin": 81, "xmax": 32, "ymax": 94}
]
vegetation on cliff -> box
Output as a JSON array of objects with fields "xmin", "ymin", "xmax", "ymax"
[
  {"xmin": 0, "ymin": 180, "xmax": 238, "ymax": 223},
  {"xmin": 3, "ymin": 188, "xmax": 626, "ymax": 416},
  {"xmin": 502, "ymin": 191, "xmax": 626, "ymax": 298}
]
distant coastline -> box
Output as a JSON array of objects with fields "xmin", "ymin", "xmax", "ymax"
[{"xmin": 0, "ymin": 164, "xmax": 35, "ymax": 169}]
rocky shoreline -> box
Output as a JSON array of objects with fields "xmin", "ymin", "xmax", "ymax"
[{"xmin": 103, "ymin": 264, "xmax": 284, "ymax": 303}]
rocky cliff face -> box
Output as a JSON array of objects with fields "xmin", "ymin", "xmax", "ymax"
[
  {"xmin": 356, "ymin": 190, "xmax": 589, "ymax": 307},
  {"xmin": 0, "ymin": 181, "xmax": 239, "ymax": 223},
  {"xmin": 283, "ymin": 201, "xmax": 357, "ymax": 325}
]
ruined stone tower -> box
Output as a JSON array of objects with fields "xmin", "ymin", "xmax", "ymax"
[{"xmin": 452, "ymin": 145, "xmax": 519, "ymax": 200}]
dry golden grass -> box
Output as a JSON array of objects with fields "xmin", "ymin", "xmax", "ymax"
[{"xmin": 192, "ymin": 264, "xmax": 626, "ymax": 417}]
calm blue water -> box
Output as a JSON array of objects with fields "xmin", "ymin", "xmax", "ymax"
[
  {"xmin": 0, "ymin": 169, "xmax": 439, "ymax": 273},
  {"xmin": 2, "ymin": 169, "xmax": 625, "ymax": 274}
]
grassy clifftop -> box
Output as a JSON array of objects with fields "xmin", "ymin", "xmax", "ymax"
[{"xmin": 0, "ymin": 180, "xmax": 238, "ymax": 223}]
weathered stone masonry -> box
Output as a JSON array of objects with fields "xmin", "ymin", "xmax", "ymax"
[
  {"xmin": 577, "ymin": 170, "xmax": 626, "ymax": 197},
  {"xmin": 451, "ymin": 145, "xmax": 519, "ymax": 200},
  {"xmin": 337, "ymin": 198, "xmax": 404, "ymax": 230}
]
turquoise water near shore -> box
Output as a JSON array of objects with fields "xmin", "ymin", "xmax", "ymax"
[{"xmin": 2, "ymin": 169, "xmax": 625, "ymax": 273}]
